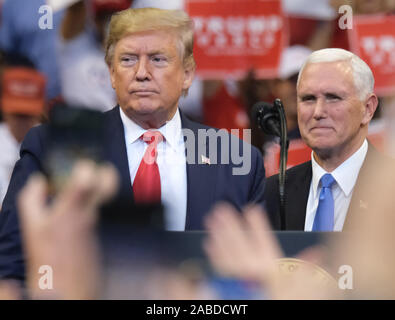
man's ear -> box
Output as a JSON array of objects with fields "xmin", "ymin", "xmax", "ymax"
[
  {"xmin": 362, "ymin": 93, "xmax": 378, "ymax": 126},
  {"xmin": 182, "ymin": 65, "xmax": 195, "ymax": 91}
]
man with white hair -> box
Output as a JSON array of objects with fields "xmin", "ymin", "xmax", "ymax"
[{"xmin": 264, "ymin": 48, "xmax": 391, "ymax": 231}]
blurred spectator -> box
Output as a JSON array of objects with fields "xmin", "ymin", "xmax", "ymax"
[
  {"xmin": 283, "ymin": 0, "xmax": 337, "ymax": 47},
  {"xmin": 178, "ymin": 76, "xmax": 203, "ymax": 123},
  {"xmin": 0, "ymin": 50, "xmax": 5, "ymax": 123},
  {"xmin": 1, "ymin": 53, "xmax": 36, "ymax": 70},
  {"xmin": 267, "ymin": 46, "xmax": 312, "ymax": 141},
  {"xmin": 332, "ymin": 0, "xmax": 395, "ymax": 14},
  {"xmin": 58, "ymin": 0, "xmax": 132, "ymax": 112},
  {"xmin": 283, "ymin": 0, "xmax": 394, "ymax": 52},
  {"xmin": 241, "ymin": 46, "xmax": 312, "ymax": 156},
  {"xmin": 308, "ymin": 0, "xmax": 395, "ymax": 51},
  {"xmin": 131, "ymin": 0, "xmax": 183, "ymax": 9},
  {"xmin": 0, "ymin": 67, "xmax": 45, "ymax": 206},
  {"xmin": 0, "ymin": 0, "xmax": 64, "ymax": 100},
  {"xmin": 0, "ymin": 52, "xmax": 40, "ymax": 122},
  {"xmin": 203, "ymin": 79, "xmax": 250, "ymax": 140}
]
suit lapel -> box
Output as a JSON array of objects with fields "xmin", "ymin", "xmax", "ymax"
[
  {"xmin": 180, "ymin": 112, "xmax": 218, "ymax": 230},
  {"xmin": 103, "ymin": 106, "xmax": 134, "ymax": 201},
  {"xmin": 285, "ymin": 161, "xmax": 312, "ymax": 230}
]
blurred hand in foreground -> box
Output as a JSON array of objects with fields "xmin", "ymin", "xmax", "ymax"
[
  {"xmin": 204, "ymin": 204, "xmax": 339, "ymax": 299},
  {"xmin": 204, "ymin": 204, "xmax": 282, "ymax": 288},
  {"xmin": 18, "ymin": 160, "xmax": 118, "ymax": 299}
]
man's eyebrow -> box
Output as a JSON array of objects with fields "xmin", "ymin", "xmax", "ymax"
[
  {"xmin": 118, "ymin": 49, "xmax": 169, "ymax": 56},
  {"xmin": 118, "ymin": 50, "xmax": 137, "ymax": 56},
  {"xmin": 325, "ymin": 90, "xmax": 349, "ymax": 98},
  {"xmin": 299, "ymin": 93, "xmax": 316, "ymax": 100},
  {"xmin": 148, "ymin": 49, "xmax": 167, "ymax": 54},
  {"xmin": 149, "ymin": 50, "xmax": 176, "ymax": 58},
  {"xmin": 325, "ymin": 92, "xmax": 342, "ymax": 98}
]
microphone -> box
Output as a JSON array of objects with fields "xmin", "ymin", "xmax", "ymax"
[
  {"xmin": 251, "ymin": 102, "xmax": 281, "ymax": 137},
  {"xmin": 252, "ymin": 99, "xmax": 289, "ymax": 230}
]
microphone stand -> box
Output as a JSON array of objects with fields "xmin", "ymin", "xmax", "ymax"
[{"xmin": 273, "ymin": 99, "xmax": 289, "ymax": 230}]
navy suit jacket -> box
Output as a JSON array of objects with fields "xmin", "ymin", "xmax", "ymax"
[
  {"xmin": 0, "ymin": 106, "xmax": 266, "ymax": 280},
  {"xmin": 264, "ymin": 144, "xmax": 392, "ymax": 230}
]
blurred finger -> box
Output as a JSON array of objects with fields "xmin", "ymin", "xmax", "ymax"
[
  {"xmin": 244, "ymin": 206, "xmax": 283, "ymax": 260},
  {"xmin": 18, "ymin": 173, "xmax": 48, "ymax": 236},
  {"xmin": 83, "ymin": 163, "xmax": 119, "ymax": 210},
  {"xmin": 51, "ymin": 160, "xmax": 98, "ymax": 219}
]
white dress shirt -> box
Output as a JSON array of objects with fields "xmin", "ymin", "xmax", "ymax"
[
  {"xmin": 0, "ymin": 123, "xmax": 20, "ymax": 207},
  {"xmin": 304, "ymin": 139, "xmax": 368, "ymax": 231},
  {"xmin": 120, "ymin": 108, "xmax": 187, "ymax": 231}
]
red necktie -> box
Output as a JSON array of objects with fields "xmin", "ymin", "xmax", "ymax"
[{"xmin": 133, "ymin": 131, "xmax": 163, "ymax": 204}]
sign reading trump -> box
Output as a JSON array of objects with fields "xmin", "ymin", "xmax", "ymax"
[
  {"xmin": 185, "ymin": 0, "xmax": 287, "ymax": 79},
  {"xmin": 349, "ymin": 15, "xmax": 395, "ymax": 96}
]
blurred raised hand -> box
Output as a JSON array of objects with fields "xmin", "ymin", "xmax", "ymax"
[
  {"xmin": 204, "ymin": 203, "xmax": 282, "ymax": 288},
  {"xmin": 18, "ymin": 160, "xmax": 118, "ymax": 299},
  {"xmin": 204, "ymin": 203, "xmax": 338, "ymax": 299}
]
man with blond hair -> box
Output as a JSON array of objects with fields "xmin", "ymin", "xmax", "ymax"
[{"xmin": 0, "ymin": 8, "xmax": 266, "ymax": 281}]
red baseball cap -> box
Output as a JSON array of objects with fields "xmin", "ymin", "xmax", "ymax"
[
  {"xmin": 92, "ymin": 0, "xmax": 132, "ymax": 15},
  {"xmin": 1, "ymin": 67, "xmax": 46, "ymax": 116}
]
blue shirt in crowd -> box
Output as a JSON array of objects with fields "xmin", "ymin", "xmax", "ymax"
[{"xmin": 0, "ymin": 0, "xmax": 64, "ymax": 99}]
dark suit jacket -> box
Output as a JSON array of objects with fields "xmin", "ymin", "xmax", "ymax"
[
  {"xmin": 0, "ymin": 106, "xmax": 266, "ymax": 280},
  {"xmin": 264, "ymin": 144, "xmax": 391, "ymax": 230}
]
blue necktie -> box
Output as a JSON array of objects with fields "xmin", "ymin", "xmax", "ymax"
[{"xmin": 312, "ymin": 173, "xmax": 336, "ymax": 231}]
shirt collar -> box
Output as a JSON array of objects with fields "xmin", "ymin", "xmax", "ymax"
[
  {"xmin": 311, "ymin": 139, "xmax": 368, "ymax": 199},
  {"xmin": 119, "ymin": 107, "xmax": 183, "ymax": 151}
]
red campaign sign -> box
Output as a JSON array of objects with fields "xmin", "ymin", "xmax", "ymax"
[
  {"xmin": 349, "ymin": 15, "xmax": 395, "ymax": 96},
  {"xmin": 185, "ymin": 0, "xmax": 287, "ymax": 79},
  {"xmin": 264, "ymin": 139, "xmax": 311, "ymax": 177}
]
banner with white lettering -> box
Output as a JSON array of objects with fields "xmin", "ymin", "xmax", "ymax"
[
  {"xmin": 349, "ymin": 15, "xmax": 395, "ymax": 96},
  {"xmin": 185, "ymin": 0, "xmax": 288, "ymax": 79}
]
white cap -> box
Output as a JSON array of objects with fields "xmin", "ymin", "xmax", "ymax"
[{"xmin": 278, "ymin": 45, "xmax": 312, "ymax": 80}]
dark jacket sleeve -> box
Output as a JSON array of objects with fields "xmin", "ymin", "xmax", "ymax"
[
  {"xmin": 246, "ymin": 145, "xmax": 283, "ymax": 230},
  {"xmin": 0, "ymin": 125, "xmax": 46, "ymax": 280}
]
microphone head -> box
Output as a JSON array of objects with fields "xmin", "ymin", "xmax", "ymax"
[
  {"xmin": 251, "ymin": 101, "xmax": 273, "ymax": 122},
  {"xmin": 251, "ymin": 101, "xmax": 281, "ymax": 137}
]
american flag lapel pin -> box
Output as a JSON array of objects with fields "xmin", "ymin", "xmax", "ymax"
[{"xmin": 201, "ymin": 155, "xmax": 211, "ymax": 165}]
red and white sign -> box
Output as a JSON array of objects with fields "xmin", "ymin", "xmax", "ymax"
[
  {"xmin": 185, "ymin": 0, "xmax": 287, "ymax": 79},
  {"xmin": 264, "ymin": 139, "xmax": 311, "ymax": 177},
  {"xmin": 349, "ymin": 15, "xmax": 395, "ymax": 96}
]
